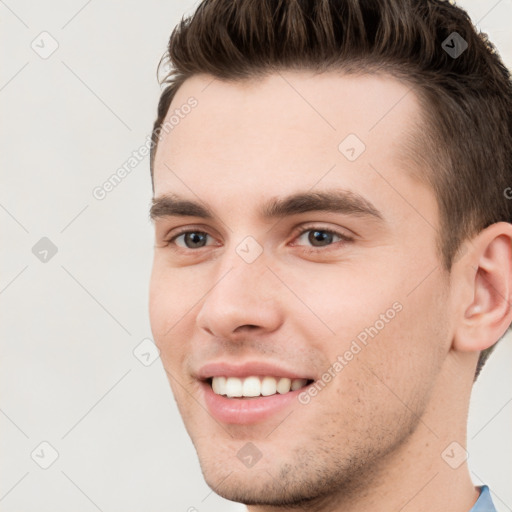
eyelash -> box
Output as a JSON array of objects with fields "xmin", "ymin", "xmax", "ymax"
[
  {"xmin": 164, "ymin": 225, "xmax": 354, "ymax": 254},
  {"xmin": 292, "ymin": 226, "xmax": 354, "ymax": 253}
]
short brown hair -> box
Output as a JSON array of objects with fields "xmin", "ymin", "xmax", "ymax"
[{"xmin": 150, "ymin": 0, "xmax": 512, "ymax": 378}]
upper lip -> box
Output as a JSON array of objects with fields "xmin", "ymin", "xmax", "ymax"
[{"xmin": 196, "ymin": 360, "xmax": 315, "ymax": 381}]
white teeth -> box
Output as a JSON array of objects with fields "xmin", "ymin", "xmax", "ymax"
[
  {"xmin": 242, "ymin": 376, "xmax": 261, "ymax": 397},
  {"xmin": 210, "ymin": 376, "xmax": 310, "ymax": 397},
  {"xmin": 261, "ymin": 376, "xmax": 277, "ymax": 396},
  {"xmin": 212, "ymin": 376, "xmax": 226, "ymax": 395},
  {"xmin": 276, "ymin": 377, "xmax": 291, "ymax": 394},
  {"xmin": 225, "ymin": 377, "xmax": 243, "ymax": 397}
]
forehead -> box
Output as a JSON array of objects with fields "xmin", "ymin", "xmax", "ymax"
[{"xmin": 152, "ymin": 70, "xmax": 436, "ymax": 229}]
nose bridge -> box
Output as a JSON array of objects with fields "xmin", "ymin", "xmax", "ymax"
[
  {"xmin": 212, "ymin": 232, "xmax": 270, "ymax": 299},
  {"xmin": 195, "ymin": 239, "xmax": 282, "ymax": 337}
]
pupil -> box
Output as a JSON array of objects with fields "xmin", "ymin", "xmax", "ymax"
[
  {"xmin": 186, "ymin": 232, "xmax": 206, "ymax": 248},
  {"xmin": 309, "ymin": 230, "xmax": 332, "ymax": 246}
]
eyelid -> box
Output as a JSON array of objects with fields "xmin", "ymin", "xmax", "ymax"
[
  {"xmin": 290, "ymin": 223, "xmax": 355, "ymax": 241},
  {"xmin": 165, "ymin": 225, "xmax": 218, "ymax": 248},
  {"xmin": 288, "ymin": 224, "xmax": 354, "ymax": 252}
]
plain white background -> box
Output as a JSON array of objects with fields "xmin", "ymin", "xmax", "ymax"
[{"xmin": 1, "ymin": 1, "xmax": 511, "ymax": 511}]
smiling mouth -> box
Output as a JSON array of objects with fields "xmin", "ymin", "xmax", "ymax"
[{"xmin": 206, "ymin": 376, "xmax": 314, "ymax": 398}]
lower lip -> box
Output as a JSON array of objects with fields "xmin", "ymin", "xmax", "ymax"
[{"xmin": 201, "ymin": 380, "xmax": 309, "ymax": 425}]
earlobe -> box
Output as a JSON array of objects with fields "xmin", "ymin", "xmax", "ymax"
[{"xmin": 453, "ymin": 222, "xmax": 512, "ymax": 353}]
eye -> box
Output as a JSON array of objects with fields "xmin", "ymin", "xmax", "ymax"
[
  {"xmin": 167, "ymin": 229, "xmax": 214, "ymax": 249},
  {"xmin": 292, "ymin": 226, "xmax": 354, "ymax": 251}
]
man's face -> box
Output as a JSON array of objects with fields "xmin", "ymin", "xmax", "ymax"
[{"xmin": 149, "ymin": 71, "xmax": 453, "ymax": 505}]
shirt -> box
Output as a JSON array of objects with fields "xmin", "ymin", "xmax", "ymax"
[{"xmin": 469, "ymin": 486, "xmax": 497, "ymax": 512}]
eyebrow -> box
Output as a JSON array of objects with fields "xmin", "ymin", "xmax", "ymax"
[{"xmin": 150, "ymin": 189, "xmax": 385, "ymax": 223}]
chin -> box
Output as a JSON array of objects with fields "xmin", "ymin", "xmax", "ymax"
[{"xmin": 201, "ymin": 464, "xmax": 346, "ymax": 509}]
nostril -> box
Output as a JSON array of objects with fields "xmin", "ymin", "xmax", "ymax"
[{"xmin": 235, "ymin": 324, "xmax": 259, "ymax": 332}]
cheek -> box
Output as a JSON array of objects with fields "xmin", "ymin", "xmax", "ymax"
[
  {"xmin": 149, "ymin": 261, "xmax": 195, "ymax": 337},
  {"xmin": 306, "ymin": 261, "xmax": 449, "ymax": 395},
  {"xmin": 283, "ymin": 261, "xmax": 404, "ymax": 346},
  {"xmin": 148, "ymin": 273, "xmax": 170, "ymax": 341},
  {"xmin": 350, "ymin": 272, "xmax": 450, "ymax": 399},
  {"xmin": 148, "ymin": 264, "xmax": 190, "ymax": 370}
]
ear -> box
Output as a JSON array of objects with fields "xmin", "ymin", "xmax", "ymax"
[{"xmin": 452, "ymin": 222, "xmax": 512, "ymax": 353}]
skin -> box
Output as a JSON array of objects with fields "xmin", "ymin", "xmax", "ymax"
[{"xmin": 149, "ymin": 71, "xmax": 512, "ymax": 512}]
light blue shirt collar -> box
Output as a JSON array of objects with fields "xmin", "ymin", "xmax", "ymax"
[{"xmin": 469, "ymin": 486, "xmax": 497, "ymax": 512}]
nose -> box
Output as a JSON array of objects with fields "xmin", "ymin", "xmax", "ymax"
[{"xmin": 195, "ymin": 254, "xmax": 284, "ymax": 341}]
